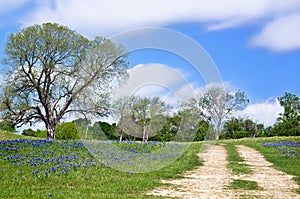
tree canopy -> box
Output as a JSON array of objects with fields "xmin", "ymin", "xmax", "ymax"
[
  {"xmin": 113, "ymin": 96, "xmax": 171, "ymax": 142},
  {"xmin": 182, "ymin": 85, "xmax": 249, "ymax": 139},
  {"xmin": 0, "ymin": 23, "xmax": 128, "ymax": 139}
]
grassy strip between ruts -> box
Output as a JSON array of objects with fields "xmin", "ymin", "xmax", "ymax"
[
  {"xmin": 0, "ymin": 133, "xmax": 203, "ymax": 199},
  {"xmin": 222, "ymin": 143, "xmax": 260, "ymax": 191},
  {"xmin": 227, "ymin": 179, "xmax": 262, "ymax": 191},
  {"xmin": 223, "ymin": 144, "xmax": 252, "ymax": 175}
]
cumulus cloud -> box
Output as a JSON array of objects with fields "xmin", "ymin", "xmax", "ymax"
[
  {"xmin": 114, "ymin": 63, "xmax": 195, "ymax": 107},
  {"xmin": 250, "ymin": 14, "xmax": 300, "ymax": 51},
  {"xmin": 16, "ymin": 0, "xmax": 300, "ymax": 51},
  {"xmin": 115, "ymin": 64, "xmax": 282, "ymax": 126},
  {"xmin": 235, "ymin": 99, "xmax": 283, "ymax": 127}
]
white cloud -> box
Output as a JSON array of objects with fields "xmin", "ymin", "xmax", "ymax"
[
  {"xmin": 115, "ymin": 63, "xmax": 195, "ymax": 99},
  {"xmin": 250, "ymin": 14, "xmax": 300, "ymax": 51},
  {"xmin": 113, "ymin": 63, "xmax": 196, "ymax": 111},
  {"xmin": 16, "ymin": 0, "xmax": 300, "ymax": 51},
  {"xmin": 235, "ymin": 99, "xmax": 283, "ymax": 127}
]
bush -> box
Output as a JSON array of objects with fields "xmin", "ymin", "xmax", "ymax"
[
  {"xmin": 267, "ymin": 119, "xmax": 300, "ymax": 137},
  {"xmin": 232, "ymin": 130, "xmax": 250, "ymax": 139},
  {"xmin": 55, "ymin": 122, "xmax": 80, "ymax": 140},
  {"xmin": 22, "ymin": 128, "xmax": 47, "ymax": 138},
  {"xmin": 0, "ymin": 121, "xmax": 16, "ymax": 132}
]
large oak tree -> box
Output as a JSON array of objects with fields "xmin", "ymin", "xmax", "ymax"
[{"xmin": 0, "ymin": 23, "xmax": 128, "ymax": 139}]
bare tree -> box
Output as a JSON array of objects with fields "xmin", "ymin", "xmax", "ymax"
[
  {"xmin": 183, "ymin": 85, "xmax": 249, "ymax": 139},
  {"xmin": 113, "ymin": 96, "xmax": 171, "ymax": 142},
  {"xmin": 0, "ymin": 23, "xmax": 128, "ymax": 139}
]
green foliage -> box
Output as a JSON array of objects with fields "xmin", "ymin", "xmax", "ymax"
[
  {"xmin": 278, "ymin": 92, "xmax": 300, "ymax": 122},
  {"xmin": 1, "ymin": 22, "xmax": 128, "ymax": 140},
  {"xmin": 156, "ymin": 114, "xmax": 180, "ymax": 142},
  {"xmin": 0, "ymin": 120, "xmax": 15, "ymax": 132},
  {"xmin": 232, "ymin": 130, "xmax": 250, "ymax": 139},
  {"xmin": 224, "ymin": 144, "xmax": 252, "ymax": 175},
  {"xmin": 22, "ymin": 129, "xmax": 47, "ymax": 138},
  {"xmin": 222, "ymin": 117, "xmax": 264, "ymax": 139},
  {"xmin": 91, "ymin": 121, "xmax": 118, "ymax": 140},
  {"xmin": 194, "ymin": 120, "xmax": 210, "ymax": 141},
  {"xmin": 263, "ymin": 93, "xmax": 300, "ymax": 137},
  {"xmin": 114, "ymin": 96, "xmax": 171, "ymax": 142},
  {"xmin": 55, "ymin": 122, "xmax": 79, "ymax": 140},
  {"xmin": 266, "ymin": 119, "xmax": 300, "ymax": 137}
]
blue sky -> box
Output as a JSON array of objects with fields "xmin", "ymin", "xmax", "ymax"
[{"xmin": 1, "ymin": 0, "xmax": 300, "ymax": 126}]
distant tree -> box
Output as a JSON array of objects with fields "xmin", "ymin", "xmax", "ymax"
[
  {"xmin": 268, "ymin": 92, "xmax": 300, "ymax": 137},
  {"xmin": 180, "ymin": 97, "xmax": 204, "ymax": 135},
  {"xmin": 244, "ymin": 119, "xmax": 256, "ymax": 137},
  {"xmin": 91, "ymin": 121, "xmax": 118, "ymax": 140},
  {"xmin": 0, "ymin": 23, "xmax": 128, "ymax": 139},
  {"xmin": 255, "ymin": 123, "xmax": 265, "ymax": 137},
  {"xmin": 22, "ymin": 128, "xmax": 47, "ymax": 138},
  {"xmin": 223, "ymin": 117, "xmax": 244, "ymax": 139},
  {"xmin": 112, "ymin": 96, "xmax": 133, "ymax": 141},
  {"xmin": 22, "ymin": 128, "xmax": 36, "ymax": 137},
  {"xmin": 157, "ymin": 113, "xmax": 181, "ymax": 142},
  {"xmin": 223, "ymin": 117, "xmax": 264, "ymax": 139},
  {"xmin": 194, "ymin": 120, "xmax": 210, "ymax": 141},
  {"xmin": 184, "ymin": 85, "xmax": 249, "ymax": 139},
  {"xmin": 0, "ymin": 120, "xmax": 16, "ymax": 132},
  {"xmin": 278, "ymin": 92, "xmax": 300, "ymax": 122},
  {"xmin": 114, "ymin": 96, "xmax": 171, "ymax": 142}
]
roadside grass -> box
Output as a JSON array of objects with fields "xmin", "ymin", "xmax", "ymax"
[
  {"xmin": 227, "ymin": 179, "xmax": 262, "ymax": 190},
  {"xmin": 0, "ymin": 134, "xmax": 203, "ymax": 198},
  {"xmin": 223, "ymin": 136, "xmax": 300, "ymax": 194},
  {"xmin": 0, "ymin": 130, "xmax": 30, "ymax": 140},
  {"xmin": 242, "ymin": 137, "xmax": 300, "ymax": 194}
]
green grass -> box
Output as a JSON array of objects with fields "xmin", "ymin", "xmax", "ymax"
[
  {"xmin": 0, "ymin": 130, "xmax": 30, "ymax": 140},
  {"xmin": 241, "ymin": 137, "xmax": 300, "ymax": 194},
  {"xmin": 0, "ymin": 135, "xmax": 203, "ymax": 198},
  {"xmin": 223, "ymin": 144, "xmax": 252, "ymax": 175},
  {"xmin": 223, "ymin": 136, "xmax": 300, "ymax": 194},
  {"xmin": 227, "ymin": 179, "xmax": 262, "ymax": 190}
]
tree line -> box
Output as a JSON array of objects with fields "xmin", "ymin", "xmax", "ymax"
[
  {"xmin": 3, "ymin": 91, "xmax": 299, "ymax": 142},
  {"xmin": 0, "ymin": 23, "xmax": 299, "ymax": 141}
]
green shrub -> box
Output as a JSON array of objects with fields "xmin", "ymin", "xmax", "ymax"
[
  {"xmin": 232, "ymin": 130, "xmax": 250, "ymax": 139},
  {"xmin": 55, "ymin": 122, "xmax": 79, "ymax": 140},
  {"xmin": 0, "ymin": 121, "xmax": 16, "ymax": 132},
  {"xmin": 22, "ymin": 128, "xmax": 47, "ymax": 138}
]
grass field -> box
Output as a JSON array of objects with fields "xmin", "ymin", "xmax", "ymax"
[
  {"xmin": 0, "ymin": 131, "xmax": 202, "ymax": 199},
  {"xmin": 1, "ymin": 130, "xmax": 299, "ymax": 198}
]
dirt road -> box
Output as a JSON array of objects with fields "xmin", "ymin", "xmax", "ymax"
[{"xmin": 148, "ymin": 145, "xmax": 300, "ymax": 199}]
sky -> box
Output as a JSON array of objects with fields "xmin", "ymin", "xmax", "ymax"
[{"xmin": 0, "ymin": 0, "xmax": 300, "ymax": 127}]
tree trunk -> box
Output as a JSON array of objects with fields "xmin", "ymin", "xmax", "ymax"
[
  {"xmin": 85, "ymin": 125, "xmax": 89, "ymax": 139},
  {"xmin": 142, "ymin": 125, "xmax": 146, "ymax": 142},
  {"xmin": 47, "ymin": 124, "xmax": 56, "ymax": 140},
  {"xmin": 119, "ymin": 130, "xmax": 123, "ymax": 142}
]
